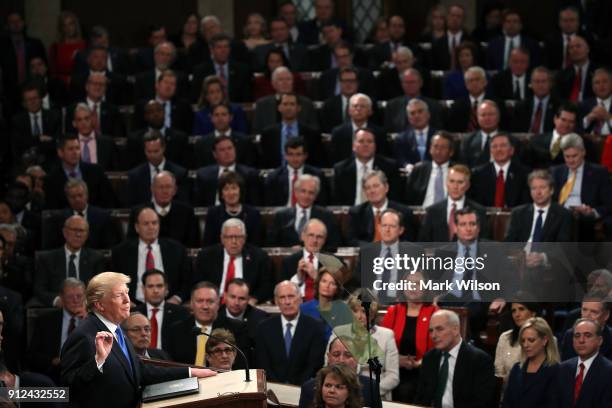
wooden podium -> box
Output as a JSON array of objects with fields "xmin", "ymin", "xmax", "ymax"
[{"xmin": 141, "ymin": 369, "xmax": 267, "ymax": 408}]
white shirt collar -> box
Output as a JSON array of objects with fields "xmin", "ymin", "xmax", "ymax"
[
  {"xmin": 281, "ymin": 312, "xmax": 300, "ymax": 328},
  {"xmin": 94, "ymin": 312, "xmax": 118, "ymax": 334}
]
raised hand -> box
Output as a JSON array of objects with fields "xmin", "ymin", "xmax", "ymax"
[{"xmin": 95, "ymin": 331, "xmax": 114, "ymax": 365}]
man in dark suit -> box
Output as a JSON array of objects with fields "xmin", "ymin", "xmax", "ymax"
[
  {"xmin": 447, "ymin": 66, "xmax": 494, "ymax": 132},
  {"xmin": 34, "ymin": 216, "xmax": 104, "ymax": 306},
  {"xmin": 72, "ymin": 25, "xmax": 131, "ymax": 76},
  {"xmin": 195, "ymin": 218, "xmax": 272, "ymax": 303},
  {"xmin": 297, "ymin": 0, "xmax": 350, "ymax": 46},
  {"xmin": 552, "ymin": 318, "xmax": 612, "ymax": 408},
  {"xmin": 268, "ymin": 174, "xmax": 340, "ymax": 249},
  {"xmin": 252, "ymin": 17, "xmax": 307, "ymax": 72},
  {"xmin": 469, "ymin": 133, "xmax": 530, "ymax": 208},
  {"xmin": 133, "ymin": 42, "xmax": 189, "ymax": 102},
  {"xmin": 318, "ymin": 42, "xmax": 374, "ymax": 101},
  {"xmin": 560, "ymin": 295, "xmax": 612, "ymax": 361},
  {"xmin": 60, "ymin": 272, "xmax": 216, "ymax": 408},
  {"xmin": 28, "ymin": 56, "xmax": 68, "ymax": 109},
  {"xmin": 126, "ymin": 132, "xmax": 189, "ymax": 207},
  {"xmin": 256, "ymin": 280, "xmax": 326, "ymax": 384},
  {"xmin": 133, "ymin": 24, "xmax": 166, "ymax": 72},
  {"xmin": 319, "ymin": 67, "xmax": 358, "ymax": 133},
  {"xmin": 111, "ymin": 207, "xmax": 191, "ymax": 303},
  {"xmin": 418, "ymin": 164, "xmax": 489, "ymax": 242},
  {"xmin": 43, "ymin": 135, "xmax": 116, "ymax": 209},
  {"xmin": 261, "ymin": 92, "xmax": 323, "ymax": 168},
  {"xmin": 414, "ymin": 310, "xmax": 496, "ymax": 408},
  {"xmin": 121, "ymin": 312, "xmax": 170, "ymax": 360},
  {"xmin": 193, "ymin": 136, "xmax": 260, "ymax": 206},
  {"xmin": 511, "ymin": 67, "xmax": 560, "ymax": 133},
  {"xmin": 368, "ymin": 15, "xmax": 412, "ymax": 69},
  {"xmin": 579, "ymin": 68, "xmax": 612, "ymax": 135},
  {"xmin": 429, "ymin": 4, "xmax": 474, "ymax": 70},
  {"xmin": 332, "ymin": 128, "xmax": 400, "ymax": 205},
  {"xmin": 556, "ymin": 35, "xmax": 596, "ymax": 103},
  {"xmin": 459, "ymin": 99, "xmax": 506, "ymax": 168},
  {"xmin": 492, "ymin": 47, "xmax": 532, "ymax": 101},
  {"xmin": 544, "ymin": 6, "xmax": 594, "ymax": 70},
  {"xmin": 393, "ymin": 98, "xmax": 438, "ymax": 166},
  {"xmin": 70, "ymin": 103, "xmax": 117, "ymax": 170},
  {"xmin": 528, "ymin": 103, "xmax": 579, "ymax": 169},
  {"xmin": 191, "ymin": 33, "xmax": 251, "ymax": 103}
]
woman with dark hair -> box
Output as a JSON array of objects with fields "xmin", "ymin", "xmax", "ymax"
[
  {"xmin": 443, "ymin": 41, "xmax": 479, "ymax": 99},
  {"xmin": 471, "ymin": 2, "xmax": 504, "ymax": 43},
  {"xmin": 313, "ymin": 364, "xmax": 363, "ymax": 408},
  {"xmin": 203, "ymin": 171, "xmax": 261, "ymax": 246},
  {"xmin": 49, "ymin": 11, "xmax": 86, "ymax": 85},
  {"xmin": 253, "ymin": 48, "xmax": 306, "ymax": 99},
  {"xmin": 364, "ymin": 17, "xmax": 390, "ymax": 45},
  {"xmin": 205, "ymin": 328, "xmax": 237, "ymax": 371},
  {"xmin": 192, "ymin": 75, "xmax": 248, "ymax": 135},
  {"xmin": 170, "ymin": 13, "xmax": 200, "ymax": 52}
]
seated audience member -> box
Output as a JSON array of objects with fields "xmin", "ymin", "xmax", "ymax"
[
  {"xmin": 134, "ymin": 41, "xmax": 189, "ymax": 101},
  {"xmin": 492, "ymin": 46, "xmax": 532, "ymax": 101},
  {"xmin": 165, "ymin": 281, "xmax": 248, "ymax": 367},
  {"xmin": 15, "ymin": 170, "xmax": 44, "ymax": 213},
  {"xmin": 299, "ymin": 337, "xmax": 373, "ymax": 408},
  {"xmin": 415, "ymin": 309, "xmax": 496, "ymax": 407},
  {"xmin": 253, "ymin": 66, "xmax": 319, "ymax": 133},
  {"xmin": 44, "ymin": 135, "xmax": 115, "ymax": 209},
  {"xmin": 459, "ymin": 99, "xmax": 505, "ymax": 168},
  {"xmin": 264, "ymin": 137, "xmax": 327, "ymax": 206},
  {"xmin": 192, "ymin": 75, "xmax": 248, "ymax": 135},
  {"xmin": 300, "ymin": 267, "xmax": 346, "ymax": 338},
  {"xmin": 126, "ymin": 132, "xmax": 189, "ymax": 207},
  {"xmin": 132, "ymin": 269, "xmax": 189, "ymax": 351},
  {"xmin": 429, "ymin": 4, "xmax": 474, "ymax": 70},
  {"xmin": 394, "ymin": 99, "xmax": 438, "ymax": 166},
  {"xmin": 28, "ymin": 278, "xmax": 87, "ymax": 383},
  {"xmin": 443, "ymin": 41, "xmax": 478, "ymax": 100},
  {"xmin": 511, "ymin": 66, "xmax": 560, "ymax": 133},
  {"xmin": 203, "ymin": 171, "xmax": 262, "ymax": 246},
  {"xmin": 191, "ymin": 33, "xmax": 252, "ymax": 103},
  {"xmin": 253, "ymin": 47, "xmax": 307, "ymax": 99},
  {"xmin": 418, "ymin": 164, "xmax": 488, "ymax": 241},
  {"xmin": 70, "ymin": 103, "xmax": 117, "ymax": 170},
  {"xmin": 485, "ymin": 9, "xmax": 540, "ymax": 71},
  {"xmin": 34, "ymin": 215, "xmax": 104, "ymax": 306},
  {"xmin": 381, "ymin": 270, "xmax": 438, "ymax": 403},
  {"xmin": 194, "ymin": 102, "xmax": 255, "ymax": 167},
  {"xmin": 376, "ymin": 46, "xmax": 413, "ymax": 101},
  {"xmin": 556, "ymin": 35, "xmax": 596, "ymax": 103},
  {"xmin": 278, "ymin": 1, "xmax": 299, "ymax": 43},
  {"xmin": 332, "ymin": 128, "xmax": 399, "ymax": 205},
  {"xmin": 503, "ymin": 317, "xmax": 559, "ymax": 408},
  {"xmin": 112, "ymin": 207, "xmax": 191, "ymax": 304},
  {"xmin": 495, "ymin": 299, "xmax": 539, "ymax": 382},
  {"xmin": 312, "ymin": 364, "xmax": 364, "ymax": 408},
  {"xmin": 560, "ymin": 293, "xmax": 612, "ymax": 361},
  {"xmin": 195, "ymin": 218, "xmax": 272, "ymax": 303},
  {"xmin": 528, "ymin": 103, "xmax": 580, "ymax": 169},
  {"xmin": 552, "ymin": 318, "xmax": 612, "ymax": 407},
  {"xmin": 29, "ymin": 56, "xmax": 69, "ymax": 108},
  {"xmin": 135, "ymin": 24, "xmax": 169, "ymax": 72},
  {"xmin": 72, "ymin": 25, "xmax": 131, "ymax": 75},
  {"xmin": 318, "ymin": 42, "xmax": 375, "ymax": 101},
  {"xmin": 205, "ymin": 328, "xmax": 238, "ymax": 370},
  {"xmin": 297, "ymin": 0, "xmax": 351, "ymax": 45},
  {"xmin": 552, "ymin": 133, "xmax": 612, "ymax": 240},
  {"xmin": 261, "ymin": 92, "xmax": 323, "ymax": 168},
  {"xmin": 369, "ymin": 15, "xmax": 411, "ymax": 69},
  {"xmin": 307, "ymin": 20, "xmax": 345, "ymax": 71},
  {"xmin": 447, "ymin": 66, "xmax": 492, "ymax": 132},
  {"xmin": 252, "ymin": 17, "xmax": 307, "ymax": 72},
  {"xmin": 193, "ymin": 136, "xmax": 260, "ymax": 206},
  {"xmin": 65, "ymin": 72, "xmax": 125, "ymax": 137},
  {"xmin": 256, "ymin": 281, "xmax": 326, "ymax": 384},
  {"xmin": 469, "ymin": 133, "xmax": 530, "ymax": 208},
  {"xmin": 268, "ymin": 175, "xmax": 340, "ymax": 249},
  {"xmin": 346, "ymin": 171, "xmax": 415, "ymax": 246},
  {"xmin": 126, "ymin": 100, "xmax": 190, "ymax": 169},
  {"xmin": 419, "ymin": 5, "xmax": 447, "ymax": 43},
  {"xmin": 580, "ymin": 68, "xmax": 611, "ymax": 135},
  {"xmin": 0, "ymin": 225, "xmax": 34, "ymax": 300},
  {"xmin": 11, "ymin": 82, "xmax": 62, "ymax": 165},
  {"xmin": 122, "ymin": 312, "xmax": 170, "ymax": 360},
  {"xmin": 128, "ymin": 171, "xmax": 198, "ymax": 248},
  {"xmin": 405, "ymin": 132, "xmax": 455, "ymax": 206},
  {"xmin": 3, "ymin": 181, "xmax": 41, "ymax": 255},
  {"xmin": 330, "ymin": 93, "xmax": 388, "ymax": 164},
  {"xmin": 320, "ymin": 66, "xmax": 359, "ymax": 133},
  {"xmin": 543, "ymin": 6, "xmax": 591, "ymax": 70}
]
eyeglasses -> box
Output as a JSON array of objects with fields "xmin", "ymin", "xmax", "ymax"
[
  {"xmin": 209, "ymin": 347, "xmax": 235, "ymax": 356},
  {"xmin": 323, "ymin": 383, "xmax": 347, "ymax": 390}
]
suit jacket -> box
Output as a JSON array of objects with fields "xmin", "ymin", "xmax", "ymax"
[
  {"xmin": 43, "ymin": 206, "xmax": 119, "ymax": 250},
  {"xmin": 393, "ymin": 127, "xmax": 437, "ymax": 166},
  {"xmin": 297, "ymin": 18, "xmax": 352, "ymax": 46},
  {"xmin": 260, "ymin": 123, "xmax": 324, "ymax": 168},
  {"xmin": 468, "ymin": 160, "xmax": 531, "ymax": 207},
  {"xmin": 485, "ymin": 34, "xmax": 541, "ymax": 70},
  {"xmin": 252, "ymin": 42, "xmax": 308, "ymax": 72},
  {"xmin": 27, "ymin": 308, "xmax": 64, "ymax": 380},
  {"xmin": 133, "ymin": 98, "xmax": 193, "ymax": 135},
  {"xmin": 346, "ymin": 200, "xmax": 417, "ymax": 245},
  {"xmin": 194, "ymin": 243, "xmax": 273, "ymax": 302},
  {"xmin": 447, "ymin": 95, "xmax": 497, "ymax": 132},
  {"xmin": 430, "ymin": 32, "xmax": 477, "ymax": 70},
  {"xmin": 418, "ymin": 198, "xmax": 489, "ymax": 242},
  {"xmin": 34, "ymin": 247, "xmax": 105, "ymax": 306},
  {"xmin": 65, "ymin": 101, "xmax": 125, "ymax": 137},
  {"xmin": 580, "ymin": 97, "xmax": 612, "ymax": 133},
  {"xmin": 527, "ymin": 132, "xmax": 566, "ymax": 169},
  {"xmin": 556, "ymin": 62, "xmax": 596, "ymax": 102},
  {"xmin": 186, "ymin": 37, "xmax": 250, "ymax": 71},
  {"xmin": 0, "ymin": 34, "xmax": 46, "ymax": 105},
  {"xmin": 255, "ymin": 314, "xmax": 326, "ymax": 385},
  {"xmin": 330, "ymin": 122, "xmax": 389, "ymax": 164},
  {"xmin": 10, "ymin": 109, "xmax": 62, "ymax": 161},
  {"xmin": 404, "ymin": 161, "xmax": 447, "ymax": 206},
  {"xmin": 551, "ymin": 162, "xmax": 612, "ymax": 218},
  {"xmin": 512, "ymin": 96, "xmax": 558, "ymax": 133},
  {"xmin": 193, "ymin": 131, "xmax": 256, "ymax": 168},
  {"xmin": 111, "ymin": 238, "xmax": 191, "ymax": 301},
  {"xmin": 133, "ymin": 69, "xmax": 189, "ymax": 101},
  {"xmin": 253, "ymin": 94, "xmax": 319, "ymax": 133},
  {"xmin": 560, "ymin": 325, "xmax": 612, "ymax": 361},
  {"xmin": 318, "ymin": 67, "xmax": 376, "ymax": 100},
  {"xmin": 503, "ymin": 362, "xmax": 558, "ymax": 408},
  {"xmin": 319, "ymin": 94, "xmax": 346, "ymax": 133},
  {"xmin": 60, "ymin": 313, "xmax": 188, "ymax": 408},
  {"xmin": 492, "ymin": 69, "xmax": 533, "ymax": 101},
  {"xmin": 459, "ymin": 130, "xmax": 506, "ymax": 169},
  {"xmin": 127, "ymin": 127, "xmax": 190, "ymax": 169},
  {"xmin": 44, "ymin": 161, "xmax": 116, "ymax": 209},
  {"xmin": 202, "ymin": 204, "xmax": 262, "ymax": 246},
  {"xmin": 415, "ymin": 341, "xmax": 496, "ymax": 408},
  {"xmin": 125, "ymin": 160, "xmax": 189, "ymax": 207},
  {"xmin": 132, "ymin": 302, "xmax": 191, "ymax": 351},
  {"xmin": 552, "ymin": 354, "xmax": 612, "ymax": 408},
  {"xmin": 267, "ymin": 205, "xmax": 341, "ymax": 250},
  {"xmin": 69, "ymin": 70, "xmax": 130, "ymax": 105},
  {"xmin": 264, "ymin": 165, "xmax": 328, "ymax": 206},
  {"xmin": 191, "ymin": 61, "xmax": 252, "ymax": 103},
  {"xmin": 73, "ymin": 46, "xmax": 131, "ymax": 76},
  {"xmin": 215, "ymin": 304, "xmax": 269, "ymax": 365},
  {"xmin": 82, "ymin": 133, "xmax": 118, "ymax": 170},
  {"xmin": 193, "ymin": 164, "xmax": 261, "ymax": 206},
  {"xmin": 383, "ymin": 95, "xmax": 445, "ymax": 133},
  {"xmin": 332, "ymin": 155, "xmax": 400, "ymax": 205},
  {"xmin": 505, "ymin": 202, "xmax": 573, "ymax": 242}
]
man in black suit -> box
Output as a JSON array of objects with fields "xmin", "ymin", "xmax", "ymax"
[
  {"xmin": 368, "ymin": 15, "xmax": 412, "ymax": 69},
  {"xmin": 544, "ymin": 6, "xmax": 594, "ymax": 70},
  {"xmin": 579, "ymin": 68, "xmax": 612, "ymax": 135},
  {"xmin": 319, "ymin": 67, "xmax": 358, "ymax": 133},
  {"xmin": 133, "ymin": 24, "xmax": 167, "ymax": 73},
  {"xmin": 44, "ymin": 135, "xmax": 116, "ymax": 209},
  {"xmin": 318, "ymin": 42, "xmax": 374, "ymax": 101},
  {"xmin": 133, "ymin": 42, "xmax": 189, "ymax": 102},
  {"xmin": 192, "ymin": 33, "xmax": 251, "ymax": 103},
  {"xmin": 256, "ymin": 280, "xmax": 326, "ymax": 384},
  {"xmin": 132, "ymin": 269, "xmax": 190, "ymax": 352},
  {"xmin": 60, "ymin": 272, "xmax": 216, "ymax": 408},
  {"xmin": 34, "ymin": 215, "xmax": 105, "ymax": 306},
  {"xmin": 393, "ymin": 98, "xmax": 438, "ymax": 166},
  {"xmin": 560, "ymin": 295, "xmax": 612, "ymax": 361},
  {"xmin": 528, "ymin": 103, "xmax": 579, "ymax": 169},
  {"xmin": 194, "ymin": 136, "xmax": 260, "ymax": 206},
  {"xmin": 195, "ymin": 218, "xmax": 272, "ymax": 303},
  {"xmin": 556, "ymin": 35, "xmax": 596, "ymax": 103},
  {"xmin": 492, "ymin": 47, "xmax": 532, "ymax": 101},
  {"xmin": 447, "ymin": 66, "xmax": 493, "ymax": 132},
  {"xmin": 469, "ymin": 133, "xmax": 530, "ymax": 208},
  {"xmin": 414, "ymin": 309, "xmax": 496, "ymax": 408},
  {"xmin": 253, "ymin": 17, "xmax": 307, "ymax": 72},
  {"xmin": 111, "ymin": 207, "xmax": 191, "ymax": 304},
  {"xmin": 297, "ymin": 0, "xmax": 350, "ymax": 46},
  {"xmin": 70, "ymin": 103, "xmax": 117, "ymax": 170},
  {"xmin": 332, "ymin": 128, "xmax": 400, "ymax": 205},
  {"xmin": 268, "ymin": 175, "xmax": 340, "ymax": 250},
  {"xmin": 72, "ymin": 25, "xmax": 131, "ymax": 76},
  {"xmin": 511, "ymin": 66, "xmax": 560, "ymax": 133},
  {"xmin": 28, "ymin": 56, "xmax": 68, "ymax": 109},
  {"xmin": 121, "ymin": 312, "xmax": 170, "ymax": 360},
  {"xmin": 126, "ymin": 132, "xmax": 189, "ymax": 207},
  {"xmin": 419, "ymin": 164, "xmax": 489, "ymax": 242},
  {"xmin": 459, "ymin": 100, "xmax": 505, "ymax": 168},
  {"xmin": 429, "ymin": 4, "xmax": 474, "ymax": 70},
  {"xmin": 261, "ymin": 92, "xmax": 323, "ymax": 168}
]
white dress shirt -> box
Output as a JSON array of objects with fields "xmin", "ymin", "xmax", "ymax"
[
  {"xmin": 512, "ymin": 74, "xmax": 526, "ymax": 99},
  {"xmin": 290, "ymin": 249, "xmax": 319, "ymax": 297},
  {"xmin": 355, "ymin": 158, "xmax": 374, "ymax": 205},
  {"xmin": 564, "ymin": 163, "xmax": 584, "ymax": 208},
  {"xmin": 146, "ymin": 301, "xmax": 165, "ymax": 348},
  {"xmin": 137, "ymin": 240, "xmax": 163, "ymax": 302},
  {"xmin": 577, "ymin": 352, "xmax": 598, "ymax": 378},
  {"xmin": 220, "ymin": 250, "xmax": 244, "ymax": 295},
  {"xmin": 294, "ymin": 205, "xmax": 312, "ymax": 233},
  {"xmin": 280, "ymin": 313, "xmax": 300, "ymax": 339},
  {"xmin": 149, "ymin": 159, "xmax": 166, "ymax": 181},
  {"xmin": 423, "ymin": 161, "xmax": 449, "ymax": 207},
  {"xmin": 493, "ymin": 161, "xmax": 510, "ymax": 181},
  {"xmin": 441, "ymin": 340, "xmax": 463, "ymax": 408}
]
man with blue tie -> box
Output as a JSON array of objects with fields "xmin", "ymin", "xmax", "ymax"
[{"xmin": 393, "ymin": 99, "xmax": 437, "ymax": 166}]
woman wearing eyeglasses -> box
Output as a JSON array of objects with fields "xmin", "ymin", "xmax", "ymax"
[
  {"xmin": 205, "ymin": 328, "xmax": 237, "ymax": 371},
  {"xmin": 313, "ymin": 364, "xmax": 363, "ymax": 408}
]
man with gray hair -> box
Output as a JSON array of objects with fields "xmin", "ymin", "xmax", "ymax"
[
  {"xmin": 134, "ymin": 41, "xmax": 189, "ymax": 101},
  {"xmin": 394, "ymin": 98, "xmax": 438, "ymax": 166},
  {"xmin": 448, "ymin": 66, "xmax": 494, "ymax": 132},
  {"xmin": 460, "ymin": 99, "xmax": 505, "ymax": 168},
  {"xmin": 195, "ymin": 218, "xmax": 273, "ymax": 302},
  {"xmin": 70, "ymin": 102, "xmax": 116, "ymax": 169}
]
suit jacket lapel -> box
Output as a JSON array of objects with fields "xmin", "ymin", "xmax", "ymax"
[{"xmin": 92, "ymin": 314, "xmax": 136, "ymax": 384}]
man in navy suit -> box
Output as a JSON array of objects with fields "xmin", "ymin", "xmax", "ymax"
[
  {"xmin": 133, "ymin": 42, "xmax": 189, "ymax": 102},
  {"xmin": 459, "ymin": 100, "xmax": 505, "ymax": 168},
  {"xmin": 447, "ymin": 66, "xmax": 494, "ymax": 132},
  {"xmin": 511, "ymin": 67, "xmax": 560, "ymax": 133},
  {"xmin": 528, "ymin": 103, "xmax": 580, "ymax": 169},
  {"xmin": 70, "ymin": 103, "xmax": 118, "ymax": 170},
  {"xmin": 492, "ymin": 47, "xmax": 532, "ymax": 101},
  {"xmin": 579, "ymin": 68, "xmax": 612, "ymax": 135},
  {"xmin": 297, "ymin": 0, "xmax": 350, "ymax": 46},
  {"xmin": 319, "ymin": 67, "xmax": 358, "ymax": 133},
  {"xmin": 429, "ymin": 4, "xmax": 474, "ymax": 70},
  {"xmin": 485, "ymin": 9, "xmax": 540, "ymax": 70},
  {"xmin": 318, "ymin": 42, "xmax": 374, "ymax": 101},
  {"xmin": 556, "ymin": 35, "xmax": 596, "ymax": 103},
  {"xmin": 544, "ymin": 6, "xmax": 594, "ymax": 70},
  {"xmin": 393, "ymin": 98, "xmax": 437, "ymax": 166},
  {"xmin": 255, "ymin": 281, "xmax": 326, "ymax": 384},
  {"xmin": 252, "ymin": 17, "xmax": 307, "ymax": 71}
]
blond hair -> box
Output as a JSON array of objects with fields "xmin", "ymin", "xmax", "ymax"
[
  {"xmin": 86, "ymin": 272, "xmax": 131, "ymax": 311},
  {"xmin": 519, "ymin": 317, "xmax": 560, "ymax": 366}
]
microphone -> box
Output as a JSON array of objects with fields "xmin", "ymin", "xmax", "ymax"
[{"xmin": 192, "ymin": 327, "xmax": 251, "ymax": 382}]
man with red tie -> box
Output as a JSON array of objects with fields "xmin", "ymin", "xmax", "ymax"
[{"xmin": 557, "ymin": 35, "xmax": 596, "ymax": 103}]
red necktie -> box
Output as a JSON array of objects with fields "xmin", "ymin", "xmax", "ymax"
[
  {"xmin": 291, "ymin": 169, "xmax": 298, "ymax": 206},
  {"xmin": 448, "ymin": 203, "xmax": 457, "ymax": 240},
  {"xmin": 304, "ymin": 253, "xmax": 315, "ymax": 301},
  {"xmin": 373, "ymin": 209, "xmax": 382, "ymax": 242},
  {"xmin": 494, "ymin": 169, "xmax": 505, "ymax": 208},
  {"xmin": 530, "ymin": 101, "xmax": 543, "ymax": 133},
  {"xmin": 149, "ymin": 307, "xmax": 159, "ymax": 348},
  {"xmin": 468, "ymin": 100, "xmax": 479, "ymax": 131},
  {"xmin": 225, "ymin": 256, "xmax": 236, "ymax": 294},
  {"xmin": 574, "ymin": 362, "xmax": 585, "ymax": 404},
  {"xmin": 146, "ymin": 245, "xmax": 155, "ymax": 270},
  {"xmin": 569, "ymin": 67, "xmax": 582, "ymax": 102}
]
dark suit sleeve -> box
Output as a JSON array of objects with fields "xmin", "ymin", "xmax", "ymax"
[
  {"xmin": 60, "ymin": 331, "xmax": 104, "ymax": 388},
  {"xmin": 251, "ymin": 251, "xmax": 273, "ymax": 303},
  {"xmin": 469, "ymin": 349, "xmax": 496, "ymax": 408},
  {"xmin": 298, "ymin": 380, "xmax": 315, "ymax": 408},
  {"xmin": 304, "ymin": 320, "xmax": 326, "ymax": 379},
  {"xmin": 33, "ymin": 255, "xmax": 59, "ymax": 306}
]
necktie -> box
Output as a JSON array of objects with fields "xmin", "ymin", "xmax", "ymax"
[
  {"xmin": 531, "ymin": 101, "xmax": 543, "ymax": 133},
  {"xmin": 495, "ymin": 169, "xmax": 505, "ymax": 207},
  {"xmin": 450, "ymin": 35, "xmax": 457, "ymax": 69},
  {"xmin": 69, "ymin": 170, "xmax": 78, "ymax": 179},
  {"xmin": 532, "ymin": 209, "xmax": 544, "ymax": 243},
  {"xmin": 381, "ymin": 247, "xmax": 393, "ymax": 287},
  {"xmin": 574, "ymin": 362, "xmax": 585, "ymax": 404},
  {"xmin": 417, "ymin": 131, "xmax": 426, "ymax": 161},
  {"xmin": 150, "ymin": 307, "xmax": 159, "ymax": 348},
  {"xmin": 284, "ymin": 322, "xmax": 293, "ymax": 356},
  {"xmin": 81, "ymin": 137, "xmax": 91, "ymax": 163},
  {"xmin": 218, "ymin": 64, "xmax": 227, "ymax": 86},
  {"xmin": 154, "ymin": 166, "xmax": 160, "ymax": 174},
  {"xmin": 92, "ymin": 103, "xmax": 101, "ymax": 133},
  {"xmin": 14, "ymin": 37, "xmax": 26, "ymax": 83},
  {"xmin": 504, "ymin": 38, "xmax": 514, "ymax": 69},
  {"xmin": 434, "ymin": 165, "xmax": 445, "ymax": 204},
  {"xmin": 373, "ymin": 209, "xmax": 382, "ymax": 242},
  {"xmin": 115, "ymin": 326, "xmax": 133, "ymax": 373},
  {"xmin": 559, "ymin": 170, "xmax": 576, "ymax": 205},
  {"xmin": 463, "ymin": 245, "xmax": 474, "ymax": 281},
  {"xmin": 359, "ymin": 164, "xmax": 369, "ymax": 204},
  {"xmin": 225, "ymin": 256, "xmax": 236, "ymax": 295},
  {"xmin": 434, "ymin": 351, "xmax": 450, "ymax": 407},
  {"xmin": 194, "ymin": 327, "xmax": 208, "ymax": 366},
  {"xmin": 448, "ymin": 203, "xmax": 457, "ymax": 240},
  {"xmin": 68, "ymin": 316, "xmax": 76, "ymax": 335},
  {"xmin": 551, "ymin": 136, "xmax": 562, "ymax": 159},
  {"xmin": 483, "ymin": 133, "xmax": 490, "ymax": 152},
  {"xmin": 564, "ymin": 35, "xmax": 571, "ymax": 68},
  {"xmin": 32, "ymin": 114, "xmax": 41, "ymax": 137},
  {"xmin": 304, "ymin": 252, "xmax": 315, "ymax": 300},
  {"xmin": 569, "ymin": 66, "xmax": 582, "ymax": 102},
  {"xmin": 146, "ymin": 245, "xmax": 155, "ymax": 270},
  {"xmin": 68, "ymin": 253, "xmax": 77, "ymax": 278},
  {"xmin": 163, "ymin": 102, "xmax": 171, "ymax": 128},
  {"xmin": 468, "ymin": 100, "xmax": 479, "ymax": 131},
  {"xmin": 296, "ymin": 209, "xmax": 307, "ymax": 234},
  {"xmin": 291, "ymin": 169, "xmax": 298, "ymax": 206},
  {"xmin": 513, "ymin": 79, "xmax": 521, "ymax": 100}
]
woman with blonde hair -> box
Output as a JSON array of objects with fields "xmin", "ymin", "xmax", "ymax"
[
  {"xmin": 313, "ymin": 364, "xmax": 363, "ymax": 408},
  {"xmin": 242, "ymin": 13, "xmax": 270, "ymax": 50}
]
